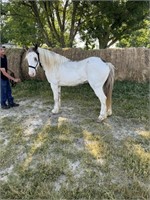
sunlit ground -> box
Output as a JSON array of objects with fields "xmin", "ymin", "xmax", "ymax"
[{"xmin": 0, "ymin": 80, "xmax": 149, "ymax": 199}]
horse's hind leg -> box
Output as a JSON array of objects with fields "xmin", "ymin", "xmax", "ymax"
[
  {"xmin": 92, "ymin": 86, "xmax": 107, "ymax": 122},
  {"xmin": 106, "ymin": 94, "xmax": 112, "ymax": 117},
  {"xmin": 104, "ymin": 82, "xmax": 112, "ymax": 117}
]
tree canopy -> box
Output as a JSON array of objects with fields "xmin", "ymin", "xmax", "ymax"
[
  {"xmin": 80, "ymin": 1, "xmax": 149, "ymax": 48},
  {"xmin": 117, "ymin": 20, "xmax": 150, "ymax": 48},
  {"xmin": 1, "ymin": 0, "xmax": 149, "ymax": 49}
]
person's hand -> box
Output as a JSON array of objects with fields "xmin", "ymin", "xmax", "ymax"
[{"xmin": 14, "ymin": 78, "xmax": 21, "ymax": 83}]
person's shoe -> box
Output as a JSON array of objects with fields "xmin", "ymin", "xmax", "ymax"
[
  {"xmin": 9, "ymin": 103, "xmax": 19, "ymax": 107},
  {"xmin": 1, "ymin": 104, "xmax": 10, "ymax": 109}
]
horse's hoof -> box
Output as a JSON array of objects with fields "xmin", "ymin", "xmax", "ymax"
[
  {"xmin": 52, "ymin": 109, "xmax": 59, "ymax": 114},
  {"xmin": 97, "ymin": 116, "xmax": 106, "ymax": 123},
  {"xmin": 107, "ymin": 111, "xmax": 112, "ymax": 117},
  {"xmin": 96, "ymin": 118, "xmax": 103, "ymax": 123},
  {"xmin": 50, "ymin": 111, "xmax": 61, "ymax": 116},
  {"xmin": 52, "ymin": 112, "xmax": 59, "ymax": 115}
]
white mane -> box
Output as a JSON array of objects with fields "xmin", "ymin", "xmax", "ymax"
[{"xmin": 38, "ymin": 47, "xmax": 69, "ymax": 68}]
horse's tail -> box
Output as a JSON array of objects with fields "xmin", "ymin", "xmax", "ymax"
[{"xmin": 103, "ymin": 63, "xmax": 115, "ymax": 114}]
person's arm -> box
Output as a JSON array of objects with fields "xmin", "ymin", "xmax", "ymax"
[{"xmin": 0, "ymin": 68, "xmax": 20, "ymax": 82}]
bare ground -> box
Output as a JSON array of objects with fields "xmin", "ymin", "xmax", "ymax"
[
  {"xmin": 0, "ymin": 96, "xmax": 149, "ymax": 199},
  {"xmin": 0, "ymin": 98, "xmax": 147, "ymax": 179},
  {"xmin": 0, "ymin": 99, "xmax": 146, "ymax": 136}
]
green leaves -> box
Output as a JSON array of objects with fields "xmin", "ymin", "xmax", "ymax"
[
  {"xmin": 1, "ymin": 0, "xmax": 149, "ymax": 48},
  {"xmin": 117, "ymin": 20, "xmax": 150, "ymax": 48},
  {"xmin": 79, "ymin": 1, "xmax": 149, "ymax": 49}
]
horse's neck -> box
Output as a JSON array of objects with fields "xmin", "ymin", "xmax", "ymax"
[{"xmin": 38, "ymin": 48, "xmax": 69, "ymax": 69}]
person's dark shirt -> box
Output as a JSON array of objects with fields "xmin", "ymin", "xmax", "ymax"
[{"xmin": 0, "ymin": 55, "xmax": 8, "ymax": 80}]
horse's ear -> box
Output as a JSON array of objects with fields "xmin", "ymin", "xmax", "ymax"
[
  {"xmin": 34, "ymin": 44, "xmax": 38, "ymax": 51},
  {"xmin": 23, "ymin": 46, "xmax": 29, "ymax": 51},
  {"xmin": 35, "ymin": 44, "xmax": 38, "ymax": 50}
]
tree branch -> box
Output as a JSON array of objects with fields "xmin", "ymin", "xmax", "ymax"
[
  {"xmin": 29, "ymin": 1, "xmax": 52, "ymax": 46},
  {"xmin": 69, "ymin": 1, "xmax": 80, "ymax": 46}
]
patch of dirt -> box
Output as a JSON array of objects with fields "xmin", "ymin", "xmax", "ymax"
[
  {"xmin": 0, "ymin": 98, "xmax": 147, "ymax": 182},
  {"xmin": 0, "ymin": 98, "xmax": 146, "ymax": 142}
]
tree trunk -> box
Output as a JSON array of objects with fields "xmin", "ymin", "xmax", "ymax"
[{"xmin": 98, "ymin": 38, "xmax": 108, "ymax": 49}]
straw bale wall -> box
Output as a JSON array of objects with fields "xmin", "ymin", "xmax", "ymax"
[{"xmin": 5, "ymin": 48, "xmax": 150, "ymax": 83}]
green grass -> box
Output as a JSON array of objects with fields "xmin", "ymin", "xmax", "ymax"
[
  {"xmin": 113, "ymin": 81, "xmax": 149, "ymax": 122},
  {"xmin": 13, "ymin": 79, "xmax": 149, "ymax": 120},
  {"xmin": 0, "ymin": 80, "xmax": 149, "ymax": 199}
]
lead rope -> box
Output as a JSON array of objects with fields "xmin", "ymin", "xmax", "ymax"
[{"xmin": 7, "ymin": 69, "xmax": 16, "ymax": 87}]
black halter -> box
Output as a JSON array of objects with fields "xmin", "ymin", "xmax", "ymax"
[
  {"xmin": 29, "ymin": 65, "xmax": 38, "ymax": 70},
  {"xmin": 36, "ymin": 51, "xmax": 43, "ymax": 68}
]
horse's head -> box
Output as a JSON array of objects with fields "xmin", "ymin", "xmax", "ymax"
[{"xmin": 26, "ymin": 45, "xmax": 40, "ymax": 77}]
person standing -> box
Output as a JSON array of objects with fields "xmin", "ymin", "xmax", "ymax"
[{"xmin": 0, "ymin": 45, "xmax": 21, "ymax": 109}]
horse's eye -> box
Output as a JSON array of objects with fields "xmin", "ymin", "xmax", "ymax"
[{"xmin": 34, "ymin": 57, "xmax": 37, "ymax": 62}]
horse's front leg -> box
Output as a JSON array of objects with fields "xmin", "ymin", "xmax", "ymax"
[
  {"xmin": 58, "ymin": 86, "xmax": 61, "ymax": 109},
  {"xmin": 50, "ymin": 83, "xmax": 61, "ymax": 114}
]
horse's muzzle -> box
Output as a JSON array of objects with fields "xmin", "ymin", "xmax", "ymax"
[{"xmin": 28, "ymin": 66, "xmax": 36, "ymax": 77}]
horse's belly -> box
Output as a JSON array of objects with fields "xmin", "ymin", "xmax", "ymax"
[{"xmin": 58, "ymin": 68, "xmax": 87, "ymax": 86}]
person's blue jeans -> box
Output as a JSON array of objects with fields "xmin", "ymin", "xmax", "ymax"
[{"xmin": 0, "ymin": 79, "xmax": 14, "ymax": 106}]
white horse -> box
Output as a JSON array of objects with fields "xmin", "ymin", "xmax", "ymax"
[{"xmin": 26, "ymin": 46, "xmax": 115, "ymax": 122}]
